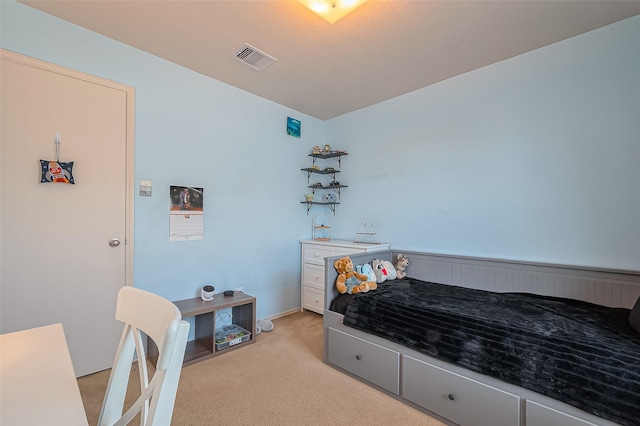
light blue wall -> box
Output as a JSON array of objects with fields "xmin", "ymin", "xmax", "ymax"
[
  {"xmin": 1, "ymin": 1, "xmax": 325, "ymax": 318},
  {"xmin": 2, "ymin": 0, "xmax": 638, "ymax": 324},
  {"xmin": 327, "ymin": 14, "xmax": 640, "ymax": 271}
]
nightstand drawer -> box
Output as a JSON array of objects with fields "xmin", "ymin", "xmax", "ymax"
[
  {"xmin": 302, "ymin": 286, "xmax": 324, "ymax": 314},
  {"xmin": 303, "ymin": 245, "xmax": 333, "ymax": 265},
  {"xmin": 302, "ymin": 263, "xmax": 324, "ymax": 290}
]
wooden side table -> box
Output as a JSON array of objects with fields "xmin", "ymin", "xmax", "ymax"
[{"xmin": 148, "ymin": 292, "xmax": 256, "ymax": 367}]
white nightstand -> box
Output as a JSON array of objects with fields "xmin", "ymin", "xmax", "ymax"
[{"xmin": 300, "ymin": 239, "xmax": 390, "ymax": 314}]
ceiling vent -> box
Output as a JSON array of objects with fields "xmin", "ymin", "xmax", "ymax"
[{"xmin": 232, "ymin": 43, "xmax": 277, "ymax": 71}]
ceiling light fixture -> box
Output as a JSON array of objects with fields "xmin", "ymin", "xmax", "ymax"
[{"xmin": 297, "ymin": 0, "xmax": 368, "ymax": 24}]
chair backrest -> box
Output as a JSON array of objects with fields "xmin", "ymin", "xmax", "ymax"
[{"xmin": 98, "ymin": 287, "xmax": 190, "ymax": 426}]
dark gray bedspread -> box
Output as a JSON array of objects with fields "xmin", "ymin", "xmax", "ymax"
[{"xmin": 338, "ymin": 278, "xmax": 640, "ymax": 426}]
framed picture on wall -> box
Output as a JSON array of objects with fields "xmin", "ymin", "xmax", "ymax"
[{"xmin": 287, "ymin": 116, "xmax": 301, "ymax": 138}]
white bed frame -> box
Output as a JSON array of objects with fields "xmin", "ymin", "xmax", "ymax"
[{"xmin": 322, "ymin": 250, "xmax": 640, "ymax": 426}]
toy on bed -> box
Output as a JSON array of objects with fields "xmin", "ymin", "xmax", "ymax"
[
  {"xmin": 356, "ymin": 263, "xmax": 376, "ymax": 283},
  {"xmin": 334, "ymin": 256, "xmax": 376, "ymax": 294},
  {"xmin": 383, "ymin": 260, "xmax": 397, "ymax": 280},
  {"xmin": 394, "ymin": 253, "xmax": 409, "ymax": 279},
  {"xmin": 371, "ymin": 259, "xmax": 397, "ymax": 283}
]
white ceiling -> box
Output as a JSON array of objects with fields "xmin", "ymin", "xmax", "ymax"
[{"xmin": 20, "ymin": 0, "xmax": 640, "ymax": 120}]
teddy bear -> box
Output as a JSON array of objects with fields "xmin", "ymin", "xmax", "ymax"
[
  {"xmin": 334, "ymin": 256, "xmax": 375, "ymax": 294},
  {"xmin": 394, "ymin": 253, "xmax": 409, "ymax": 279}
]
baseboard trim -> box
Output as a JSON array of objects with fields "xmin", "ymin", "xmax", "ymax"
[{"xmin": 266, "ymin": 308, "xmax": 301, "ymax": 321}]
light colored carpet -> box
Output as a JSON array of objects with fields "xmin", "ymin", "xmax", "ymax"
[{"xmin": 78, "ymin": 311, "xmax": 444, "ymax": 425}]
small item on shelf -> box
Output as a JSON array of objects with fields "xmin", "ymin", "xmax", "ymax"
[
  {"xmin": 324, "ymin": 193, "xmax": 337, "ymax": 202},
  {"xmin": 304, "ymin": 193, "xmax": 314, "ymax": 202},
  {"xmin": 313, "ymin": 214, "xmax": 331, "ymax": 241},
  {"xmin": 354, "ymin": 218, "xmax": 381, "ymax": 244},
  {"xmin": 214, "ymin": 324, "xmax": 251, "ymax": 350},
  {"xmin": 201, "ymin": 285, "xmax": 215, "ymax": 301},
  {"xmin": 312, "ymin": 145, "xmax": 322, "ymax": 154},
  {"xmin": 323, "ymin": 144, "xmax": 331, "ymax": 153},
  {"xmin": 329, "ymin": 180, "xmax": 340, "ymax": 186}
]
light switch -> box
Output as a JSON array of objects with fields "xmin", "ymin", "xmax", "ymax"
[{"xmin": 140, "ymin": 180, "xmax": 152, "ymax": 197}]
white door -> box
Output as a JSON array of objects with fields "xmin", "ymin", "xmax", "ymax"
[{"xmin": 0, "ymin": 50, "xmax": 134, "ymax": 377}]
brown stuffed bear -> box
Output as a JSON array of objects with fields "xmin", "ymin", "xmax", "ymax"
[{"xmin": 334, "ymin": 256, "xmax": 376, "ymax": 294}]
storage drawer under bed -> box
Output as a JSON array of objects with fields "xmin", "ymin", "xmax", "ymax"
[
  {"xmin": 402, "ymin": 355, "xmax": 520, "ymax": 426},
  {"xmin": 526, "ymin": 400, "xmax": 599, "ymax": 426},
  {"xmin": 327, "ymin": 327, "xmax": 400, "ymax": 395}
]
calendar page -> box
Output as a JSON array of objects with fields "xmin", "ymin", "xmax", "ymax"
[{"xmin": 169, "ymin": 186, "xmax": 204, "ymax": 241}]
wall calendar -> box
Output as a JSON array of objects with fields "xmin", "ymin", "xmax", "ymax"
[{"xmin": 169, "ymin": 185, "xmax": 204, "ymax": 241}]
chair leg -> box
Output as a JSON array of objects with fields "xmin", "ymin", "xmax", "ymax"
[
  {"xmin": 98, "ymin": 325, "xmax": 136, "ymax": 426},
  {"xmin": 145, "ymin": 321, "xmax": 189, "ymax": 425}
]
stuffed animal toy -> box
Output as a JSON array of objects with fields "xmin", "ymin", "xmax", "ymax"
[
  {"xmin": 356, "ymin": 264, "xmax": 375, "ymax": 283},
  {"xmin": 334, "ymin": 256, "xmax": 375, "ymax": 294},
  {"xmin": 371, "ymin": 259, "xmax": 398, "ymax": 283},
  {"xmin": 382, "ymin": 260, "xmax": 397, "ymax": 280},
  {"xmin": 394, "ymin": 253, "xmax": 409, "ymax": 279},
  {"xmin": 361, "ymin": 264, "xmax": 377, "ymax": 285},
  {"xmin": 371, "ymin": 259, "xmax": 388, "ymax": 283}
]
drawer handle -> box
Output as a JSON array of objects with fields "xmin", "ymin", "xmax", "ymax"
[
  {"xmin": 314, "ymin": 252, "xmax": 320, "ymax": 257},
  {"xmin": 448, "ymin": 393, "xmax": 455, "ymax": 401},
  {"xmin": 355, "ymin": 354, "xmax": 361, "ymax": 360}
]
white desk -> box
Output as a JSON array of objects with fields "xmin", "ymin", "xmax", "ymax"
[{"xmin": 0, "ymin": 323, "xmax": 89, "ymax": 425}]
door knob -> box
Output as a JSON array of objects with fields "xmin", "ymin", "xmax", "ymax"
[{"xmin": 109, "ymin": 238, "xmax": 121, "ymax": 247}]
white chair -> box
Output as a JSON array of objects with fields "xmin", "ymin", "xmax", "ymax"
[{"xmin": 98, "ymin": 287, "xmax": 190, "ymax": 426}]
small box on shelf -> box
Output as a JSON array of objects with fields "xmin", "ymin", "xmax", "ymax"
[{"xmin": 215, "ymin": 324, "xmax": 251, "ymax": 350}]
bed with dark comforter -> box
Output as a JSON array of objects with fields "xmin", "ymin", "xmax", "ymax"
[{"xmin": 331, "ymin": 277, "xmax": 640, "ymax": 426}]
